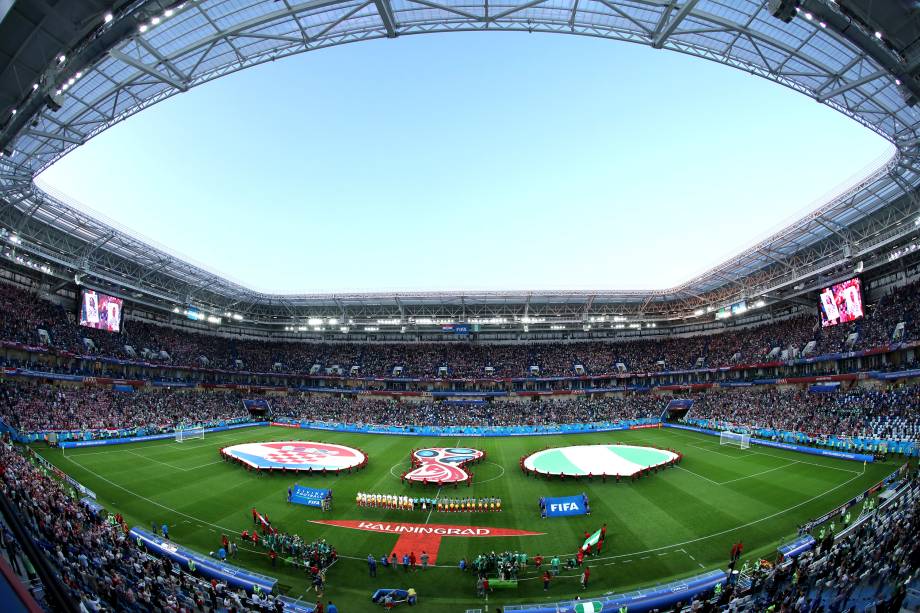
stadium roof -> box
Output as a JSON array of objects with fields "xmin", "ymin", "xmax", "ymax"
[{"xmin": 1, "ymin": 0, "xmax": 920, "ymax": 326}]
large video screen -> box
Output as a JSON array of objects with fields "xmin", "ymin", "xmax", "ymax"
[
  {"xmin": 79, "ymin": 289, "xmax": 123, "ymax": 333},
  {"xmin": 819, "ymin": 277, "xmax": 864, "ymax": 328}
]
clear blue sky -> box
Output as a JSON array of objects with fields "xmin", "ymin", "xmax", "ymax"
[{"xmin": 38, "ymin": 33, "xmax": 892, "ymax": 294}]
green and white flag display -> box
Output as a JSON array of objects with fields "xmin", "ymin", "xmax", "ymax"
[
  {"xmin": 582, "ymin": 528, "xmax": 602, "ymax": 551},
  {"xmin": 574, "ymin": 602, "xmax": 603, "ymax": 613}
]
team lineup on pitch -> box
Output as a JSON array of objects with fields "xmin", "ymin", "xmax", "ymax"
[{"xmin": 38, "ymin": 424, "xmax": 893, "ymax": 610}]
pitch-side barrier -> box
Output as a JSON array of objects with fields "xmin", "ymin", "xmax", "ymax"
[
  {"xmin": 130, "ymin": 527, "xmax": 278, "ymax": 594},
  {"xmin": 503, "ymin": 569, "xmax": 726, "ymax": 613}
]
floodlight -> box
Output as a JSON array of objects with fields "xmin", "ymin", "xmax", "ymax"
[{"xmin": 104, "ymin": 13, "xmax": 113, "ymax": 23}]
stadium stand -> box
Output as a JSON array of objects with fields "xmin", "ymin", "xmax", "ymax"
[
  {"xmin": 724, "ymin": 477, "xmax": 919, "ymax": 613},
  {"xmin": 0, "ymin": 438, "xmax": 307, "ymax": 612},
  {"xmin": 683, "ymin": 387, "xmax": 920, "ymax": 447},
  {"xmin": 0, "ymin": 279, "xmax": 918, "ymax": 379}
]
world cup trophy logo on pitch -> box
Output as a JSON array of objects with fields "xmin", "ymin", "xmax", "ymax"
[{"xmin": 404, "ymin": 447, "xmax": 484, "ymax": 484}]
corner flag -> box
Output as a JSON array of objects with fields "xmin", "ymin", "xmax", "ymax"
[{"xmin": 582, "ymin": 528, "xmax": 602, "ymax": 551}]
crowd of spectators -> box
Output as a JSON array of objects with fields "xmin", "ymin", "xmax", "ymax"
[
  {"xmin": 0, "ymin": 381, "xmax": 248, "ymax": 434},
  {"xmin": 0, "ymin": 439, "xmax": 294, "ymax": 612},
  {"xmin": 727, "ymin": 477, "xmax": 919, "ymax": 612},
  {"xmin": 1, "ymin": 278, "xmax": 918, "ymax": 378},
  {"xmin": 685, "ymin": 386, "xmax": 920, "ymax": 442},
  {"xmin": 271, "ymin": 394, "xmax": 662, "ymax": 428},
  {"xmin": 2, "ymin": 376, "xmax": 919, "ymax": 442}
]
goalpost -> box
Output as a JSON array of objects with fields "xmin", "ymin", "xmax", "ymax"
[
  {"xmin": 175, "ymin": 425, "xmax": 205, "ymax": 443},
  {"xmin": 720, "ymin": 430, "xmax": 750, "ymax": 449}
]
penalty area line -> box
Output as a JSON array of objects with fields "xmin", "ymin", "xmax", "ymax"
[{"xmin": 674, "ymin": 465, "xmax": 721, "ymax": 486}]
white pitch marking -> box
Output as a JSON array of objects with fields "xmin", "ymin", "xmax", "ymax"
[
  {"xmin": 718, "ymin": 461, "xmax": 801, "ymax": 485},
  {"xmin": 674, "ymin": 465, "xmax": 721, "ymax": 485}
]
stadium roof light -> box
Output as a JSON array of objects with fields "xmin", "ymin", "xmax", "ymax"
[
  {"xmin": 307, "ymin": 317, "xmax": 322, "ymax": 326},
  {"xmin": 165, "ymin": 9, "xmax": 174, "ymax": 17},
  {"xmin": 57, "ymin": 55, "xmax": 65, "ymax": 63},
  {"xmin": 693, "ymin": 308, "xmax": 704, "ymax": 316},
  {"xmin": 364, "ymin": 326, "xmax": 379, "ymax": 331},
  {"xmin": 875, "ymin": 31, "xmax": 883, "ymax": 39},
  {"xmin": 104, "ymin": 12, "xmax": 113, "ymax": 23},
  {"xmin": 151, "ymin": 16, "xmax": 161, "ymax": 25},
  {"xmin": 328, "ymin": 318, "xmax": 339, "ymax": 325},
  {"xmin": 32, "ymin": 83, "xmax": 38, "ymax": 90},
  {"xmin": 139, "ymin": 24, "xmax": 148, "ymax": 32},
  {"xmin": 340, "ymin": 326, "xmax": 349, "ymax": 333}
]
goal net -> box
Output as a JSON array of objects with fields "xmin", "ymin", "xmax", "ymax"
[
  {"xmin": 719, "ymin": 430, "xmax": 750, "ymax": 449},
  {"xmin": 175, "ymin": 426, "xmax": 205, "ymax": 442}
]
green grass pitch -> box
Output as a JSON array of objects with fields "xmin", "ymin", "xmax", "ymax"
[{"xmin": 32, "ymin": 426, "xmax": 894, "ymax": 611}]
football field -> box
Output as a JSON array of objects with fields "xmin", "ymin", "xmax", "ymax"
[{"xmin": 33, "ymin": 426, "xmax": 894, "ymax": 611}]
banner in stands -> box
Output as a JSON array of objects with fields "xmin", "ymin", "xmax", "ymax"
[
  {"xmin": 130, "ymin": 527, "xmax": 277, "ymax": 594},
  {"xmin": 290, "ymin": 485, "xmax": 332, "ymax": 508},
  {"xmin": 542, "ymin": 495, "xmax": 588, "ymax": 517},
  {"xmin": 808, "ymin": 382, "xmax": 841, "ymax": 393},
  {"xmin": 664, "ymin": 424, "xmax": 875, "ymax": 463},
  {"xmin": 243, "ymin": 398, "xmax": 272, "ymax": 412}
]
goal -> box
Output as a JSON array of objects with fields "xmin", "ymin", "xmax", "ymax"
[
  {"xmin": 175, "ymin": 426, "xmax": 205, "ymax": 442},
  {"xmin": 719, "ymin": 430, "xmax": 750, "ymax": 449}
]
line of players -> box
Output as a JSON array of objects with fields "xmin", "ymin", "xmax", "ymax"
[{"xmin": 355, "ymin": 492, "xmax": 502, "ymax": 512}]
